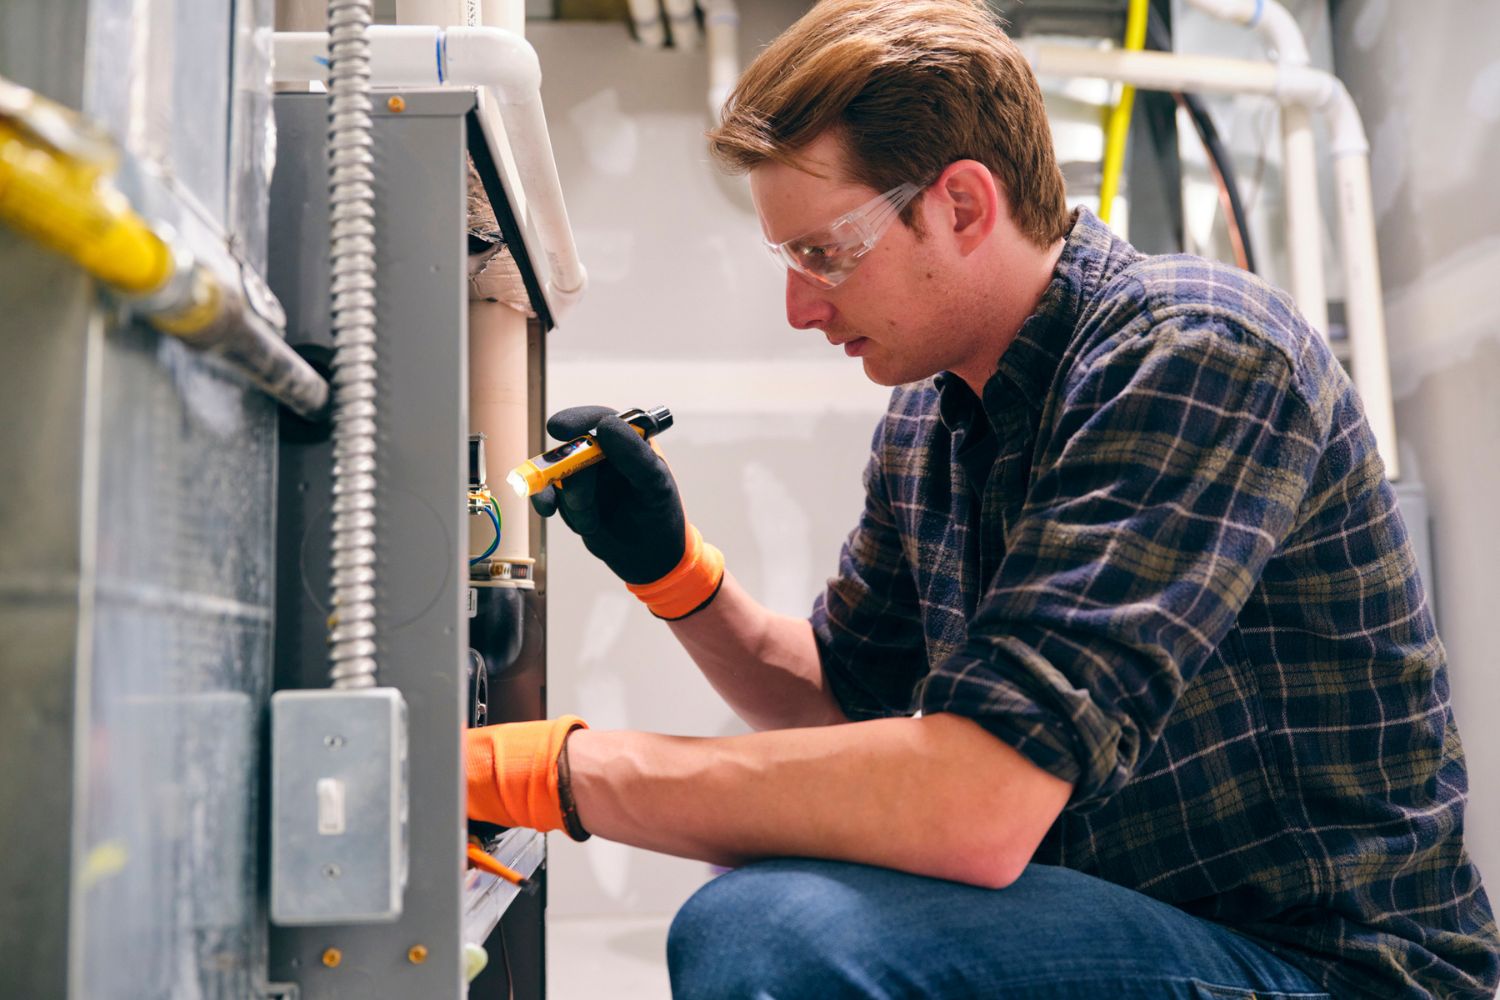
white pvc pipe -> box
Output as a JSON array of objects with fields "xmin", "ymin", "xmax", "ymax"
[
  {"xmin": 1186, "ymin": 0, "xmax": 1310, "ymax": 64},
  {"xmin": 444, "ymin": 28, "xmax": 589, "ymax": 307},
  {"xmin": 1253, "ymin": 3, "xmax": 1311, "ymax": 64},
  {"xmin": 1252, "ymin": 2, "xmax": 1326, "ymax": 338},
  {"xmin": 702, "ymin": 0, "xmax": 739, "ymax": 122},
  {"xmin": 662, "ymin": 0, "xmax": 698, "ymax": 50},
  {"xmin": 1186, "ymin": 0, "xmax": 1326, "ymax": 335},
  {"xmin": 1181, "ymin": 0, "xmax": 1258, "ymax": 23},
  {"xmin": 275, "ymin": 27, "xmax": 440, "ymax": 82},
  {"xmin": 1020, "ymin": 42, "xmax": 1399, "ymax": 480},
  {"xmin": 627, "ymin": 0, "xmax": 667, "ymax": 48},
  {"xmin": 1279, "ymin": 107, "xmax": 1327, "ymax": 335},
  {"xmin": 1257, "ymin": 67, "xmax": 1394, "ymax": 478},
  {"xmin": 272, "ymin": 26, "xmax": 589, "ymax": 317},
  {"xmin": 1027, "ymin": 44, "xmax": 1280, "ymax": 97},
  {"xmin": 1332, "ymin": 153, "xmax": 1395, "ymax": 479},
  {"xmin": 470, "ymin": 299, "xmax": 532, "ymax": 562}
]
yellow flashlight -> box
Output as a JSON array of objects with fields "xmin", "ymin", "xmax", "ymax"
[{"xmin": 506, "ymin": 406, "xmax": 673, "ymax": 498}]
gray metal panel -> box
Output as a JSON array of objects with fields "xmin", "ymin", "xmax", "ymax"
[
  {"xmin": 0, "ymin": 151, "xmax": 280, "ymax": 1000},
  {"xmin": 0, "ymin": 231, "xmax": 96, "ymax": 998},
  {"xmin": 267, "ymin": 89, "xmax": 471, "ymax": 999},
  {"xmin": 230, "ymin": 0, "xmax": 278, "ymax": 272},
  {"xmin": 0, "ymin": 0, "xmax": 90, "ymax": 107},
  {"xmin": 77, "ymin": 324, "xmax": 277, "ymax": 1000},
  {"xmin": 83, "ymin": 0, "xmax": 235, "ymax": 227}
]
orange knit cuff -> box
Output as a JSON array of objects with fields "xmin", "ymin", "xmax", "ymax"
[
  {"xmin": 464, "ymin": 715, "xmax": 588, "ymax": 833},
  {"xmin": 626, "ymin": 523, "xmax": 725, "ymax": 620}
]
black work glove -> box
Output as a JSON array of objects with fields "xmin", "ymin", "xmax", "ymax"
[{"xmin": 531, "ymin": 406, "xmax": 687, "ymax": 586}]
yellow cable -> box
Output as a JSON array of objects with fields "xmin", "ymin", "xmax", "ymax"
[
  {"xmin": 1098, "ymin": 0, "xmax": 1150, "ymax": 225},
  {"xmin": 0, "ymin": 119, "xmax": 172, "ymax": 293}
]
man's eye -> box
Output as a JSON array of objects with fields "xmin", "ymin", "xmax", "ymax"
[{"xmin": 796, "ymin": 244, "xmax": 834, "ymax": 262}]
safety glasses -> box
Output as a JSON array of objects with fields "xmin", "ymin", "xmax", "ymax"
[{"xmin": 763, "ymin": 182, "xmax": 926, "ymax": 289}]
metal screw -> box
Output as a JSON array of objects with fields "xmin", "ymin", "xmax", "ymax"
[
  {"xmin": 387, "ymin": 95, "xmax": 407, "ymax": 113},
  {"xmin": 323, "ymin": 734, "xmax": 345, "ymax": 749},
  {"xmin": 407, "ymin": 945, "xmax": 429, "ymax": 965},
  {"xmin": 322, "ymin": 863, "xmax": 342, "ymax": 879},
  {"xmin": 321, "ymin": 948, "xmax": 342, "ymax": 969}
]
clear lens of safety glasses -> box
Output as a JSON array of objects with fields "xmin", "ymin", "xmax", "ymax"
[{"xmin": 765, "ymin": 182, "xmax": 925, "ymax": 289}]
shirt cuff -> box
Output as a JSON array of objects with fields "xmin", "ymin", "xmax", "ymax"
[{"xmin": 920, "ymin": 636, "xmax": 1130, "ymax": 811}]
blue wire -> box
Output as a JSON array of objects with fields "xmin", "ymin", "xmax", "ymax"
[{"xmin": 470, "ymin": 505, "xmax": 501, "ymax": 565}]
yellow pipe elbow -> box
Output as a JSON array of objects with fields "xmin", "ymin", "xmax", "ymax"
[{"xmin": 0, "ymin": 120, "xmax": 173, "ymax": 293}]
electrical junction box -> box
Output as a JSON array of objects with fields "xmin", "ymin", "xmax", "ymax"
[{"xmin": 270, "ymin": 687, "xmax": 410, "ymax": 925}]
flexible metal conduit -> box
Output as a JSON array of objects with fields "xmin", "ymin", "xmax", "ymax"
[{"xmin": 326, "ymin": 0, "xmax": 381, "ymax": 689}]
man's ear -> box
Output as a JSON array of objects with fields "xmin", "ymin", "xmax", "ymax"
[{"xmin": 933, "ymin": 160, "xmax": 1000, "ymax": 255}]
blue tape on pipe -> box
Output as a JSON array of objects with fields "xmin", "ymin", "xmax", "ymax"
[{"xmin": 436, "ymin": 33, "xmax": 445, "ymax": 83}]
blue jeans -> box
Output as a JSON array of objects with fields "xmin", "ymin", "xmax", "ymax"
[{"xmin": 667, "ymin": 860, "xmax": 1333, "ymax": 999}]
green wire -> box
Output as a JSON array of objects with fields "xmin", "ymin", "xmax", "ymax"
[{"xmin": 468, "ymin": 493, "xmax": 504, "ymax": 565}]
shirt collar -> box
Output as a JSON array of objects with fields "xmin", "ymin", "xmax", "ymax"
[{"xmin": 936, "ymin": 207, "xmax": 1139, "ymax": 430}]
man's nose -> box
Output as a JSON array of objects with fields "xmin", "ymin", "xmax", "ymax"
[{"xmin": 785, "ymin": 271, "xmax": 836, "ymax": 330}]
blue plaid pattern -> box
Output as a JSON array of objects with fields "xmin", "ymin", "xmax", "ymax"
[{"xmin": 810, "ymin": 209, "xmax": 1499, "ymax": 998}]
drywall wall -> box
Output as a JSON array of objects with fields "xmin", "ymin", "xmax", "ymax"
[{"xmin": 1332, "ymin": 0, "xmax": 1500, "ymax": 895}]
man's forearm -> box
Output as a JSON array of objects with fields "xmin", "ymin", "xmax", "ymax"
[
  {"xmin": 667, "ymin": 570, "xmax": 847, "ymax": 730},
  {"xmin": 565, "ymin": 713, "xmax": 1073, "ymax": 888}
]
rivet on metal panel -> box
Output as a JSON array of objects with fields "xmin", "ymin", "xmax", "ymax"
[
  {"xmin": 322, "ymin": 863, "xmax": 342, "ymax": 879},
  {"xmin": 321, "ymin": 948, "xmax": 343, "ymax": 969},
  {"xmin": 387, "ymin": 95, "xmax": 407, "ymax": 113},
  {"xmin": 407, "ymin": 944, "xmax": 429, "ymax": 964}
]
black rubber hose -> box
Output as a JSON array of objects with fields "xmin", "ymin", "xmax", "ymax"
[{"xmin": 1145, "ymin": 6, "xmax": 1259, "ymax": 274}]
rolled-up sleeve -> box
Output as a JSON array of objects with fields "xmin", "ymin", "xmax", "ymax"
[
  {"xmin": 921, "ymin": 317, "xmax": 1327, "ymax": 810},
  {"xmin": 812, "ymin": 416, "xmax": 930, "ymax": 722}
]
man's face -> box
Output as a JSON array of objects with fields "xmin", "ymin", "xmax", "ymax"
[{"xmin": 750, "ymin": 134, "xmax": 972, "ymax": 388}]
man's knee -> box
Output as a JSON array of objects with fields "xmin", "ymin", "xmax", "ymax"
[{"xmin": 667, "ymin": 860, "xmax": 883, "ymax": 1000}]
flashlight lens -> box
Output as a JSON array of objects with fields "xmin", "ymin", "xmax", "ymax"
[{"xmin": 506, "ymin": 470, "xmax": 530, "ymax": 498}]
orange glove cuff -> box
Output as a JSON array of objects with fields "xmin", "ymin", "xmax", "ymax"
[
  {"xmin": 625, "ymin": 523, "xmax": 725, "ymax": 620},
  {"xmin": 465, "ymin": 715, "xmax": 588, "ymax": 833}
]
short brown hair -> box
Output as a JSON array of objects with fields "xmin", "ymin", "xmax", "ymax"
[{"xmin": 707, "ymin": 0, "xmax": 1071, "ymax": 247}]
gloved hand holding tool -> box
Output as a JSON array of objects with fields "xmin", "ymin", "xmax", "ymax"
[{"xmin": 516, "ymin": 404, "xmax": 725, "ymax": 620}]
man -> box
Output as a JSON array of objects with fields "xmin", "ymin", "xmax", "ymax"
[{"xmin": 464, "ymin": 1, "xmax": 1500, "ymax": 996}]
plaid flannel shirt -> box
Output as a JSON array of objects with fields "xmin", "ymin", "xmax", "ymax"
[{"xmin": 810, "ymin": 208, "xmax": 1499, "ymax": 998}]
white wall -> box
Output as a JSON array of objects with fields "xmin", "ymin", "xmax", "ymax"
[
  {"xmin": 1330, "ymin": 0, "xmax": 1500, "ymax": 895},
  {"xmin": 527, "ymin": 7, "xmax": 892, "ymax": 920}
]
